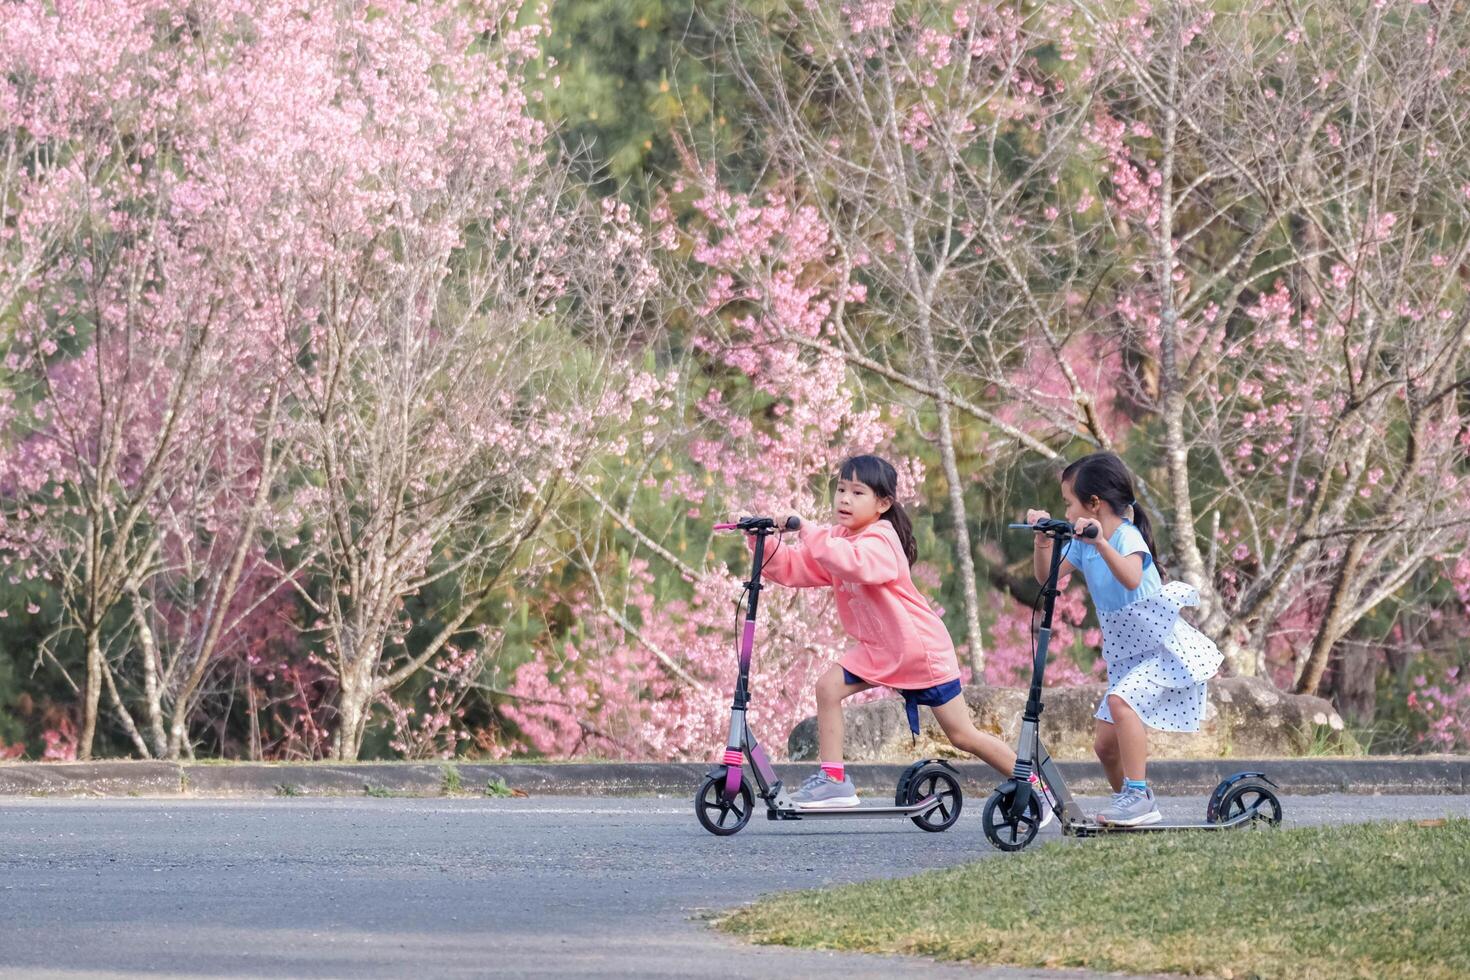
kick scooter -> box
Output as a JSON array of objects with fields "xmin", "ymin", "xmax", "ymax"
[
  {"xmin": 979, "ymin": 518, "xmax": 1284, "ymax": 851},
  {"xmin": 693, "ymin": 515, "xmax": 963, "ymax": 837}
]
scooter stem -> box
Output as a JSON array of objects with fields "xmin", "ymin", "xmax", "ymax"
[{"xmin": 1023, "ymin": 537, "xmax": 1070, "ymax": 725}]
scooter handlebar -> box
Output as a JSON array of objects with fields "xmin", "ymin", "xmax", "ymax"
[
  {"xmin": 715, "ymin": 516, "xmax": 802, "ymax": 533},
  {"xmin": 1008, "ymin": 519, "xmax": 1098, "ymax": 539}
]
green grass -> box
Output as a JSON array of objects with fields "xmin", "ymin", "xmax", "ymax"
[
  {"xmin": 441, "ymin": 764, "xmax": 462, "ymax": 795},
  {"xmin": 1300, "ymin": 722, "xmax": 1365, "ymax": 757},
  {"xmin": 719, "ymin": 820, "xmax": 1470, "ymax": 979}
]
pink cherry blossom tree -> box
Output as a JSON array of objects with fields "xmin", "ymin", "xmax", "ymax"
[
  {"xmin": 0, "ymin": 0, "xmax": 292, "ymax": 759},
  {"xmin": 2, "ymin": 0, "xmax": 658, "ymax": 762},
  {"xmin": 1064, "ymin": 0, "xmax": 1470, "ymax": 692},
  {"xmin": 200, "ymin": 0, "xmax": 662, "ymax": 760},
  {"xmin": 709, "ymin": 0, "xmax": 1137, "ymax": 675},
  {"xmin": 498, "ymin": 175, "xmax": 920, "ymax": 759},
  {"xmin": 711, "ymin": 0, "xmax": 1470, "ymax": 700}
]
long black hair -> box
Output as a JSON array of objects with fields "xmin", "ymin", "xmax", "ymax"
[
  {"xmin": 1060, "ymin": 452, "xmax": 1163, "ymax": 572},
  {"xmin": 839, "ymin": 454, "xmax": 918, "ymax": 566}
]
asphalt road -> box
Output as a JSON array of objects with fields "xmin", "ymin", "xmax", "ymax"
[{"xmin": 3, "ymin": 792, "xmax": 1467, "ymax": 979}]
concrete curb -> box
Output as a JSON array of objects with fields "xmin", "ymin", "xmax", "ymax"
[
  {"xmin": 0, "ymin": 761, "xmax": 184, "ymax": 797},
  {"xmin": 0, "ymin": 757, "xmax": 1465, "ymax": 798}
]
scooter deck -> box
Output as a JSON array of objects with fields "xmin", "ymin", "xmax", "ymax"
[
  {"xmin": 1063, "ymin": 809, "xmax": 1262, "ymax": 836},
  {"xmin": 767, "ymin": 796, "xmax": 942, "ymax": 820}
]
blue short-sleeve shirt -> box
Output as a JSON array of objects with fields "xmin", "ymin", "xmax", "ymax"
[{"xmin": 1060, "ymin": 521, "xmax": 1161, "ymax": 613}]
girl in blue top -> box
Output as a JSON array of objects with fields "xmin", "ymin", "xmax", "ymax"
[{"xmin": 1027, "ymin": 452, "xmax": 1222, "ymax": 826}]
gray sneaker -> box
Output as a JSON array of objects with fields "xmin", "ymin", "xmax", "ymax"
[
  {"xmin": 790, "ymin": 771, "xmax": 860, "ymax": 809},
  {"xmin": 1097, "ymin": 786, "xmax": 1161, "ymax": 826}
]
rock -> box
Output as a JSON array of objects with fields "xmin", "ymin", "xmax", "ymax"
[{"xmin": 785, "ymin": 676, "xmax": 1353, "ymax": 761}]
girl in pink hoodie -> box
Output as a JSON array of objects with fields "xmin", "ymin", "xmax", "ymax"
[{"xmin": 752, "ymin": 454, "xmax": 1045, "ymax": 812}]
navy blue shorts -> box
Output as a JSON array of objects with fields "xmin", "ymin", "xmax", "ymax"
[{"xmin": 842, "ymin": 669, "xmax": 962, "ymax": 735}]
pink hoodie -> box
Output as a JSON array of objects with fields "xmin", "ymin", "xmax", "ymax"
[{"xmin": 751, "ymin": 519, "xmax": 960, "ymax": 690}]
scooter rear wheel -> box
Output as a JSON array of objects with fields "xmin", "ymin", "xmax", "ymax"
[
  {"xmin": 982, "ymin": 786, "xmax": 1043, "ymax": 851},
  {"xmin": 896, "ymin": 762, "xmax": 963, "ymax": 832},
  {"xmin": 1210, "ymin": 778, "xmax": 1283, "ymax": 828},
  {"xmin": 695, "ymin": 771, "xmax": 754, "ymax": 836}
]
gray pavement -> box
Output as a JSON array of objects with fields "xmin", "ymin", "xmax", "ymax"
[{"xmin": 2, "ymin": 793, "xmax": 1467, "ymax": 979}]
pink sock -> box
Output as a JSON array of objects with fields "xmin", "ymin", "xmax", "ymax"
[{"xmin": 821, "ymin": 762, "xmax": 845, "ymax": 782}]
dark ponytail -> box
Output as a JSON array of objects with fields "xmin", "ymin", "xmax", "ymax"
[
  {"xmin": 1060, "ymin": 451, "xmax": 1164, "ymax": 574},
  {"xmin": 838, "ymin": 454, "xmax": 918, "ymax": 565},
  {"xmin": 1127, "ymin": 503, "xmax": 1164, "ymax": 575}
]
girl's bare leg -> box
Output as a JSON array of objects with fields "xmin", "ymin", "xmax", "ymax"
[
  {"xmin": 1093, "ymin": 719, "xmax": 1123, "ymax": 793},
  {"xmin": 814, "ymin": 663, "xmax": 873, "ymax": 764},
  {"xmin": 1106, "ymin": 694, "xmax": 1148, "ymax": 783},
  {"xmin": 930, "ymin": 698, "xmax": 1017, "ymax": 777}
]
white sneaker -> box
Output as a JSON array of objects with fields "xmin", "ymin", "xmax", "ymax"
[{"xmin": 1029, "ymin": 779, "xmax": 1055, "ymax": 829}]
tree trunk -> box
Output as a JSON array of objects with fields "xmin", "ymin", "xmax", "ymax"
[
  {"xmin": 131, "ymin": 590, "xmax": 169, "ymax": 757},
  {"xmin": 1295, "ymin": 536, "xmax": 1369, "ymax": 696},
  {"xmin": 933, "ymin": 400, "xmax": 986, "ymax": 678},
  {"xmin": 1323, "ymin": 642, "xmax": 1378, "ymax": 727},
  {"xmin": 101, "ymin": 658, "xmax": 151, "ymax": 758},
  {"xmin": 166, "ymin": 698, "xmax": 191, "ymax": 760},
  {"xmin": 143, "ymin": 661, "xmax": 167, "ymax": 757},
  {"xmin": 333, "ymin": 661, "xmax": 376, "ymax": 761},
  {"xmin": 1152, "ymin": 20, "xmax": 1235, "ymax": 671},
  {"xmin": 247, "ymin": 678, "xmax": 262, "ymax": 762},
  {"xmin": 78, "ymin": 627, "xmax": 103, "ymax": 760},
  {"xmin": 915, "ymin": 312, "xmax": 985, "ymax": 676}
]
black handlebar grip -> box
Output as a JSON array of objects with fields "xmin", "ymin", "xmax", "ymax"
[
  {"xmin": 785, "ymin": 516, "xmax": 802, "ymax": 531},
  {"xmin": 1081, "ymin": 523, "xmax": 1099, "ymax": 539}
]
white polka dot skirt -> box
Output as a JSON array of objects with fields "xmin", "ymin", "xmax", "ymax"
[{"xmin": 1094, "ymin": 582, "xmax": 1223, "ymax": 733}]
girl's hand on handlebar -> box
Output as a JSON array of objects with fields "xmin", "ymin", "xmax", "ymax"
[
  {"xmin": 1025, "ymin": 509, "xmax": 1050, "ymax": 532},
  {"xmin": 775, "ymin": 513, "xmax": 800, "ymax": 532},
  {"xmin": 1073, "ymin": 516, "xmax": 1102, "ymax": 541}
]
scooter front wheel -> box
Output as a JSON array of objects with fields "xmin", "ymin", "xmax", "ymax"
[
  {"xmin": 695, "ymin": 771, "xmax": 754, "ymax": 836},
  {"xmin": 982, "ymin": 786, "xmax": 1043, "ymax": 852}
]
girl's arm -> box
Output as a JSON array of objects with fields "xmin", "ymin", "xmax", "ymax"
[
  {"xmin": 1032, "ymin": 536, "xmax": 1076, "ymax": 584},
  {"xmin": 1086, "ymin": 536, "xmax": 1144, "ymax": 590},
  {"xmin": 745, "ymin": 532, "xmax": 833, "ymax": 588},
  {"xmin": 799, "ymin": 524, "xmax": 902, "ymax": 585}
]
